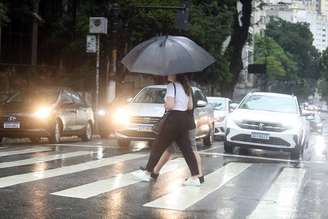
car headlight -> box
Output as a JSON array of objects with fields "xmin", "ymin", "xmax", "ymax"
[
  {"xmin": 97, "ymin": 109, "xmax": 107, "ymax": 116},
  {"xmin": 113, "ymin": 108, "xmax": 129, "ymax": 125},
  {"xmin": 34, "ymin": 107, "xmax": 52, "ymax": 119},
  {"xmin": 215, "ymin": 116, "xmax": 226, "ymax": 122},
  {"xmin": 281, "ymin": 120, "xmax": 301, "ymax": 131}
]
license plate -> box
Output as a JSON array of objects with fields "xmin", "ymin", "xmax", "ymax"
[
  {"xmin": 137, "ymin": 125, "xmax": 153, "ymax": 132},
  {"xmin": 251, "ymin": 132, "xmax": 269, "ymax": 140},
  {"xmin": 4, "ymin": 122, "xmax": 20, "ymax": 129}
]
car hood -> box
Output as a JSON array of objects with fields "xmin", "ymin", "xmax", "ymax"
[
  {"xmin": 0, "ymin": 103, "xmax": 36, "ymax": 115},
  {"xmin": 230, "ymin": 109, "xmax": 300, "ymax": 124},
  {"xmin": 126, "ymin": 103, "xmax": 165, "ymax": 118}
]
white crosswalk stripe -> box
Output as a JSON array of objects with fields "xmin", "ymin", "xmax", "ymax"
[
  {"xmin": 0, "ymin": 152, "xmax": 147, "ymax": 188},
  {"xmin": 143, "ymin": 162, "xmax": 252, "ymax": 210},
  {"xmin": 51, "ymin": 158, "xmax": 187, "ymax": 199},
  {"xmin": 0, "ymin": 147, "xmax": 52, "ymax": 157},
  {"xmin": 248, "ymin": 167, "xmax": 306, "ymax": 219},
  {"xmin": 0, "ymin": 151, "xmax": 93, "ymax": 168}
]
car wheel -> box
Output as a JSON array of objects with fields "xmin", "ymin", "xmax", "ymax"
[
  {"xmin": 118, "ymin": 139, "xmax": 130, "ymax": 147},
  {"xmin": 49, "ymin": 120, "xmax": 62, "ymax": 144},
  {"xmin": 290, "ymin": 144, "xmax": 304, "ymax": 160},
  {"xmin": 224, "ymin": 141, "xmax": 234, "ymax": 154},
  {"xmin": 81, "ymin": 122, "xmax": 93, "ymax": 142},
  {"xmin": 204, "ymin": 124, "xmax": 214, "ymax": 146}
]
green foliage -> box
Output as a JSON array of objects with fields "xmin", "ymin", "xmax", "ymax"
[
  {"xmin": 266, "ymin": 18, "xmax": 320, "ymax": 80},
  {"xmin": 254, "ymin": 35, "xmax": 297, "ymax": 79},
  {"xmin": 188, "ymin": 0, "xmax": 235, "ymax": 85},
  {"xmin": 318, "ymin": 79, "xmax": 328, "ymax": 98},
  {"xmin": 0, "ymin": 1, "xmax": 9, "ymax": 25}
]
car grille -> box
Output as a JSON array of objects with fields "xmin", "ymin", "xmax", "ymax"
[
  {"xmin": 0, "ymin": 115, "xmax": 40, "ymax": 129},
  {"xmin": 231, "ymin": 134, "xmax": 290, "ymax": 146},
  {"xmin": 119, "ymin": 130, "xmax": 157, "ymax": 139},
  {"xmin": 236, "ymin": 120, "xmax": 287, "ymax": 132},
  {"xmin": 129, "ymin": 116, "xmax": 161, "ymax": 124}
]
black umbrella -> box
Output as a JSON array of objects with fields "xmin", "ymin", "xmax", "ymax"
[{"xmin": 121, "ymin": 35, "xmax": 216, "ymax": 75}]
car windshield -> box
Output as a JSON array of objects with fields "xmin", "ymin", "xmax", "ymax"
[
  {"xmin": 239, "ymin": 95, "xmax": 298, "ymax": 114},
  {"xmin": 133, "ymin": 88, "xmax": 166, "ymax": 104},
  {"xmin": 5, "ymin": 89, "xmax": 59, "ymax": 105},
  {"xmin": 208, "ymin": 99, "xmax": 226, "ymax": 111}
]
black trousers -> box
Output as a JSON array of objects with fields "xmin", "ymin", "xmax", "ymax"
[{"xmin": 145, "ymin": 111, "xmax": 199, "ymax": 176}]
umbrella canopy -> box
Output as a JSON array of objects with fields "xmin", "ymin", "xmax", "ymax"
[{"xmin": 121, "ymin": 35, "xmax": 216, "ymax": 75}]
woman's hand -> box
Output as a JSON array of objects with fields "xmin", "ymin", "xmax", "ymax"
[
  {"xmin": 165, "ymin": 97, "xmax": 175, "ymax": 110},
  {"xmin": 188, "ymin": 95, "xmax": 193, "ymax": 110}
]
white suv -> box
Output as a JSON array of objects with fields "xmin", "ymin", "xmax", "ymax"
[
  {"xmin": 224, "ymin": 92, "xmax": 310, "ymax": 159},
  {"xmin": 114, "ymin": 85, "xmax": 214, "ymax": 147}
]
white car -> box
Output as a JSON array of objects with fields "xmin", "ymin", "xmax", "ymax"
[
  {"xmin": 114, "ymin": 85, "xmax": 214, "ymax": 147},
  {"xmin": 207, "ymin": 97, "xmax": 231, "ymax": 138},
  {"xmin": 224, "ymin": 92, "xmax": 310, "ymax": 159}
]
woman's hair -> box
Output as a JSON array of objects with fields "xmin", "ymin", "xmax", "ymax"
[{"xmin": 176, "ymin": 74, "xmax": 192, "ymax": 96}]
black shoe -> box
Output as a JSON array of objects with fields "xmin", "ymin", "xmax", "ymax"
[
  {"xmin": 150, "ymin": 172, "xmax": 159, "ymax": 180},
  {"xmin": 199, "ymin": 176, "xmax": 205, "ymax": 184}
]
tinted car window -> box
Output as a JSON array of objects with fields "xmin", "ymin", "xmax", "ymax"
[
  {"xmin": 239, "ymin": 95, "xmax": 298, "ymax": 114},
  {"xmin": 194, "ymin": 90, "xmax": 207, "ymax": 103},
  {"xmin": 133, "ymin": 88, "xmax": 166, "ymax": 104}
]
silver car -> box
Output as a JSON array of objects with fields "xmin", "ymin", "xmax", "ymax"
[
  {"xmin": 114, "ymin": 85, "xmax": 215, "ymax": 147},
  {"xmin": 207, "ymin": 97, "xmax": 231, "ymax": 139}
]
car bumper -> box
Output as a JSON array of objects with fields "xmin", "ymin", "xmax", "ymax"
[
  {"xmin": 214, "ymin": 121, "xmax": 225, "ymax": 136},
  {"xmin": 0, "ymin": 118, "xmax": 52, "ymax": 138},
  {"xmin": 226, "ymin": 125, "xmax": 298, "ymax": 150},
  {"xmin": 115, "ymin": 123, "xmax": 157, "ymax": 141}
]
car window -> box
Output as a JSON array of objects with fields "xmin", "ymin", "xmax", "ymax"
[
  {"xmin": 61, "ymin": 90, "xmax": 73, "ymax": 104},
  {"xmin": 71, "ymin": 91, "xmax": 84, "ymax": 105},
  {"xmin": 208, "ymin": 99, "xmax": 226, "ymax": 111},
  {"xmin": 239, "ymin": 95, "xmax": 298, "ymax": 114},
  {"xmin": 133, "ymin": 88, "xmax": 166, "ymax": 104},
  {"xmin": 194, "ymin": 91, "xmax": 205, "ymax": 103}
]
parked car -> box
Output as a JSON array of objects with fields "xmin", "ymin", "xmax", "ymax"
[
  {"xmin": 207, "ymin": 97, "xmax": 231, "ymax": 139},
  {"xmin": 224, "ymin": 92, "xmax": 310, "ymax": 159},
  {"xmin": 308, "ymin": 113, "xmax": 324, "ymax": 134},
  {"xmin": 114, "ymin": 85, "xmax": 215, "ymax": 147},
  {"xmin": 0, "ymin": 87, "xmax": 94, "ymax": 143}
]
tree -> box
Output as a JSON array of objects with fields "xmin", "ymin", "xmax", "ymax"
[
  {"xmin": 254, "ymin": 35, "xmax": 297, "ymax": 79},
  {"xmin": 220, "ymin": 0, "xmax": 252, "ymax": 97},
  {"xmin": 266, "ymin": 18, "xmax": 320, "ymax": 80},
  {"xmin": 0, "ymin": 1, "xmax": 9, "ymax": 26}
]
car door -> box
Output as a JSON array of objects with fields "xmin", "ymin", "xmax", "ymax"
[
  {"xmin": 70, "ymin": 91, "xmax": 89, "ymax": 130},
  {"xmin": 193, "ymin": 89, "xmax": 211, "ymax": 138},
  {"xmin": 59, "ymin": 90, "xmax": 78, "ymax": 132}
]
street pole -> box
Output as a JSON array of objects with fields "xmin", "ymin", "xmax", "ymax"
[
  {"xmin": 31, "ymin": 0, "xmax": 39, "ymax": 65},
  {"xmin": 96, "ymin": 34, "xmax": 100, "ymax": 111}
]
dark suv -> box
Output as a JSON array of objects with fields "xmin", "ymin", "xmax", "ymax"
[{"xmin": 0, "ymin": 88, "xmax": 94, "ymax": 143}]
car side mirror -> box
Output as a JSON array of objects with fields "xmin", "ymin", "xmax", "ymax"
[
  {"xmin": 196, "ymin": 100, "xmax": 207, "ymax": 108},
  {"xmin": 230, "ymin": 103, "xmax": 238, "ymax": 112}
]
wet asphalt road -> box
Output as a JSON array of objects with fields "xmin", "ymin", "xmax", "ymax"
[{"xmin": 0, "ymin": 125, "xmax": 328, "ymax": 218}]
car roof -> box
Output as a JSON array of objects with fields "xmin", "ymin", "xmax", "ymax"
[
  {"xmin": 207, "ymin": 97, "xmax": 230, "ymax": 101},
  {"xmin": 249, "ymin": 92, "xmax": 296, "ymax": 99},
  {"xmin": 144, "ymin": 84, "xmax": 200, "ymax": 91}
]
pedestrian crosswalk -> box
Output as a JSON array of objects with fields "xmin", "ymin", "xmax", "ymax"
[{"xmin": 0, "ymin": 145, "xmax": 310, "ymax": 218}]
